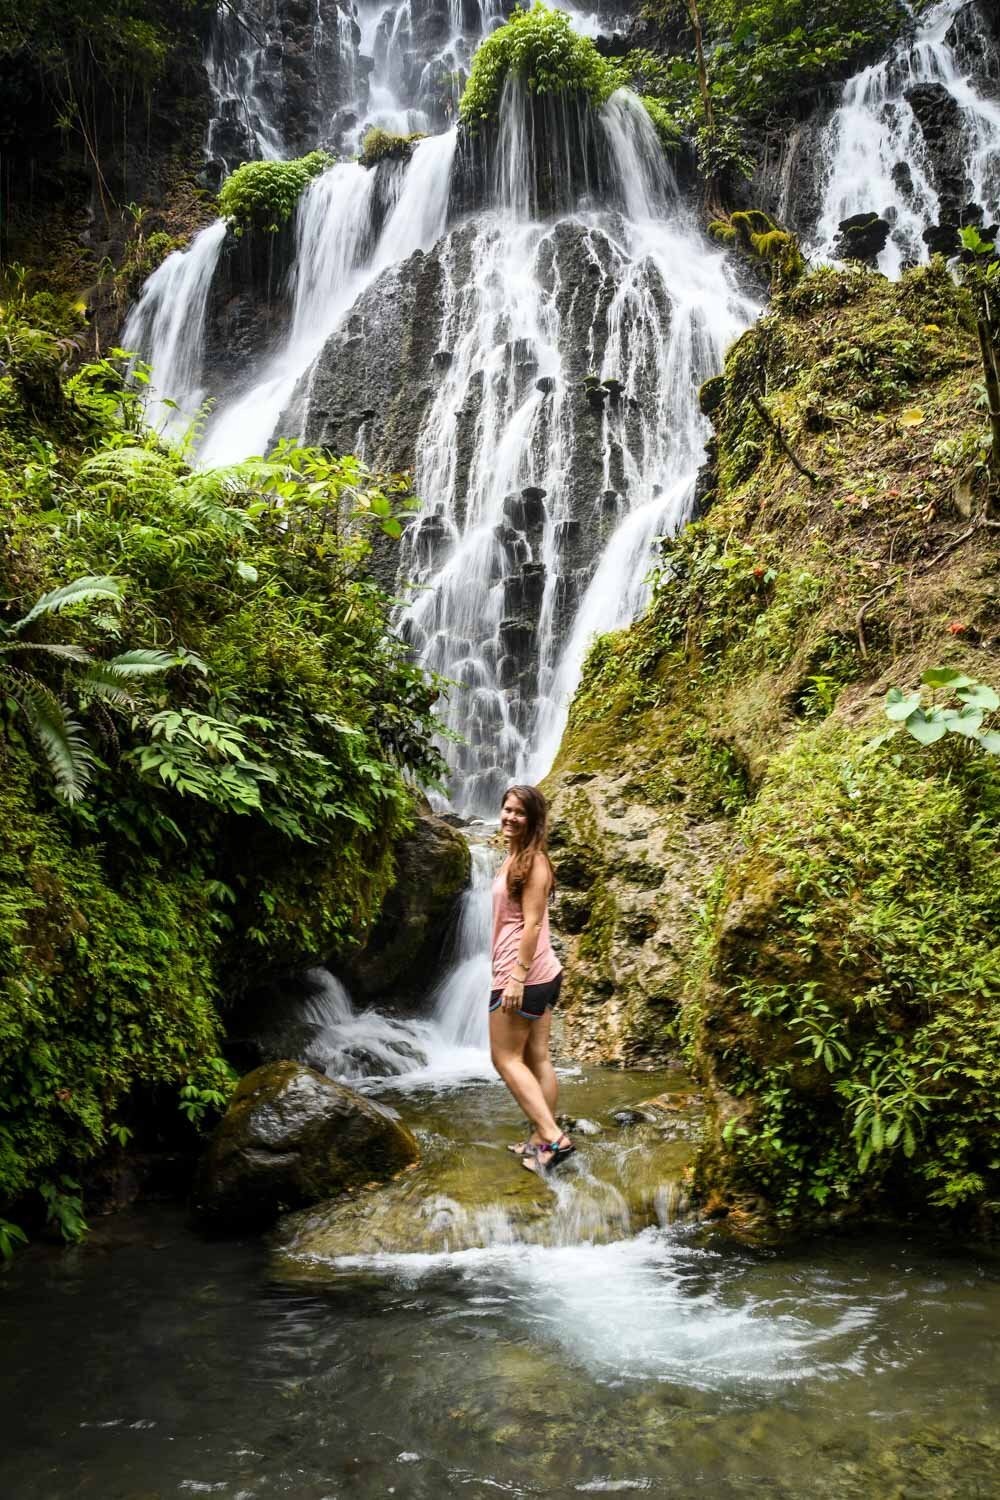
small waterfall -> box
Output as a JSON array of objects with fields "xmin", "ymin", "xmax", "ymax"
[
  {"xmin": 812, "ymin": 0, "xmax": 1000, "ymax": 275},
  {"xmin": 290, "ymin": 837, "xmax": 497, "ymax": 1086},
  {"xmin": 120, "ymin": 220, "xmax": 228, "ymax": 440},
  {"xmin": 204, "ymin": 2, "xmax": 286, "ymax": 179},
  {"xmin": 428, "ymin": 841, "xmax": 496, "ymax": 1049},
  {"xmin": 199, "ymin": 132, "xmax": 456, "ymax": 465}
]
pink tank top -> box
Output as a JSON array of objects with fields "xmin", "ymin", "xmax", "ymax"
[{"xmin": 491, "ymin": 858, "xmax": 562, "ymax": 990}]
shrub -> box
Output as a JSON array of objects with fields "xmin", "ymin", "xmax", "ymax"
[
  {"xmin": 359, "ymin": 127, "xmax": 427, "ymax": 167},
  {"xmin": 0, "ymin": 313, "xmax": 446, "ymax": 1240},
  {"xmin": 459, "ymin": 3, "xmax": 680, "ymax": 146},
  {"xmin": 217, "ymin": 151, "xmax": 334, "ymax": 235}
]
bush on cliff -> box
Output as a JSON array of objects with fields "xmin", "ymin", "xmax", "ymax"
[
  {"xmin": 459, "ymin": 3, "xmax": 680, "ymax": 147},
  {"xmin": 0, "ymin": 310, "xmax": 445, "ymax": 1245},
  {"xmin": 218, "ymin": 151, "xmax": 334, "ymax": 235}
]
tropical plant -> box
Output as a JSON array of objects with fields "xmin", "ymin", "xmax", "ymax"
[
  {"xmin": 876, "ymin": 667, "xmax": 1000, "ymax": 754},
  {"xmin": 0, "ymin": 575, "xmax": 192, "ymax": 802},
  {"xmin": 217, "ymin": 151, "xmax": 334, "ymax": 235},
  {"xmin": 958, "ymin": 225, "xmax": 1000, "ymax": 504}
]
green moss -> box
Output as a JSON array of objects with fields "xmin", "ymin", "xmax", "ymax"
[
  {"xmin": 688, "ymin": 724, "xmax": 1000, "ymax": 1225},
  {"xmin": 359, "ymin": 127, "xmax": 428, "ymax": 167},
  {"xmin": 217, "ymin": 151, "xmax": 334, "ymax": 236},
  {"xmin": 551, "ymin": 259, "xmax": 1000, "ymax": 1228}
]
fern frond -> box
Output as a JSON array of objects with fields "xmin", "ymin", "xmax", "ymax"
[
  {"xmin": 3, "ymin": 669, "xmax": 95, "ymax": 802},
  {"xmin": 11, "ymin": 576, "xmax": 123, "ymax": 634},
  {"xmin": 0, "ymin": 642, "xmax": 91, "ymax": 663},
  {"xmin": 104, "ymin": 649, "xmax": 185, "ymax": 676},
  {"xmin": 79, "ymin": 446, "xmax": 180, "ymax": 492}
]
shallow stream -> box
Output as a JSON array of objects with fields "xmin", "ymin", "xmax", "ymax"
[{"xmin": 4, "ymin": 1050, "xmax": 1000, "ymax": 1499}]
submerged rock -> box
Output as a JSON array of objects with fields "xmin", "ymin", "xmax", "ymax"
[{"xmin": 193, "ymin": 1061, "xmax": 419, "ymax": 1231}]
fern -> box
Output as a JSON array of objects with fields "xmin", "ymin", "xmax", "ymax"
[
  {"xmin": 3, "ymin": 671, "xmax": 96, "ymax": 802},
  {"xmin": 8, "ymin": 576, "xmax": 123, "ymax": 634}
]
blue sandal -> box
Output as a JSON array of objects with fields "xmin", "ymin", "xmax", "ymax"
[{"xmin": 522, "ymin": 1135, "xmax": 575, "ymax": 1173}]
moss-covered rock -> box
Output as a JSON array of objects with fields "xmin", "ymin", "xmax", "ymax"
[
  {"xmin": 341, "ymin": 810, "xmax": 471, "ymax": 1005},
  {"xmin": 546, "ymin": 259, "xmax": 1000, "ymax": 1234},
  {"xmin": 193, "ymin": 1061, "xmax": 419, "ymax": 1231}
]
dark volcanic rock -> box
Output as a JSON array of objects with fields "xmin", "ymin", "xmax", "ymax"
[
  {"xmin": 340, "ymin": 811, "xmax": 471, "ymax": 1004},
  {"xmin": 193, "ymin": 1061, "xmax": 419, "ymax": 1230},
  {"xmin": 905, "ymin": 82, "xmax": 971, "ymax": 219},
  {"xmin": 833, "ymin": 212, "xmax": 892, "ymax": 265}
]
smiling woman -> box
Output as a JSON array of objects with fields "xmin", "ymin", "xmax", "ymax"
[{"xmin": 488, "ymin": 784, "xmax": 574, "ymax": 1173}]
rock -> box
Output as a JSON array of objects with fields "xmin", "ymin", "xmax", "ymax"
[
  {"xmin": 833, "ymin": 212, "xmax": 892, "ymax": 265},
  {"xmin": 193, "ymin": 1061, "xmax": 419, "ymax": 1231},
  {"xmin": 342, "ymin": 810, "xmax": 471, "ymax": 1004}
]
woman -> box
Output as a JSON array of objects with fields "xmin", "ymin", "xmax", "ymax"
[{"xmin": 489, "ymin": 784, "xmax": 575, "ymax": 1172}]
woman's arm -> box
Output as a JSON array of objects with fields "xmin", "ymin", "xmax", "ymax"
[{"xmin": 501, "ymin": 858, "xmax": 550, "ymax": 1012}]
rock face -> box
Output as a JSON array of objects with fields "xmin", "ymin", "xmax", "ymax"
[
  {"xmin": 193, "ymin": 1061, "xmax": 419, "ymax": 1230},
  {"xmin": 545, "ymin": 768, "xmax": 734, "ymax": 1067},
  {"xmin": 341, "ymin": 809, "xmax": 471, "ymax": 1004}
]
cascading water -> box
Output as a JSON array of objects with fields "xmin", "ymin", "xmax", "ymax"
[
  {"xmin": 120, "ymin": 220, "xmax": 228, "ymax": 441},
  {"xmin": 812, "ymin": 0, "xmax": 1000, "ymax": 276},
  {"xmin": 396, "ymin": 85, "xmax": 755, "ymax": 808},
  {"xmin": 292, "ymin": 840, "xmax": 496, "ymax": 1088}
]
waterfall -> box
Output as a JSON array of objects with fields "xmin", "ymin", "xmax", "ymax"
[
  {"xmin": 291, "ymin": 840, "xmax": 497, "ymax": 1085},
  {"xmin": 122, "ymin": 3, "xmax": 755, "ymax": 811},
  {"xmin": 120, "ymin": 220, "xmax": 228, "ymax": 441},
  {"xmin": 812, "ymin": 0, "xmax": 1000, "ymax": 276},
  {"xmin": 199, "ymin": 132, "xmax": 456, "ymax": 466},
  {"xmin": 396, "ymin": 86, "xmax": 755, "ymax": 811}
]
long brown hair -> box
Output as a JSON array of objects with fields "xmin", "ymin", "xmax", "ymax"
[{"xmin": 501, "ymin": 784, "xmax": 555, "ymax": 900}]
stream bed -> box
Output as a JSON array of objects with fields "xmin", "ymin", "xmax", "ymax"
[{"xmin": 3, "ymin": 1058, "xmax": 1000, "ymax": 1499}]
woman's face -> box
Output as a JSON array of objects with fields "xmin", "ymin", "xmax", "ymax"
[{"xmin": 500, "ymin": 794, "xmax": 529, "ymax": 847}]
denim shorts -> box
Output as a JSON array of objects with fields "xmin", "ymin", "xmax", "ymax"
[{"xmin": 488, "ymin": 972, "xmax": 562, "ymax": 1020}]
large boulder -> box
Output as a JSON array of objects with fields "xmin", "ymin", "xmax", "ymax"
[
  {"xmin": 341, "ymin": 810, "xmax": 471, "ymax": 1004},
  {"xmin": 193, "ymin": 1061, "xmax": 419, "ymax": 1230}
]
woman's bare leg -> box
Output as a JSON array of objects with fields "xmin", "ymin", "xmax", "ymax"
[
  {"xmin": 524, "ymin": 1009, "xmax": 558, "ymax": 1122},
  {"xmin": 490, "ymin": 1010, "xmax": 562, "ymax": 1143}
]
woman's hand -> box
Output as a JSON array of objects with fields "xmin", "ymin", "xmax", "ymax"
[{"xmin": 501, "ymin": 977, "xmax": 524, "ymax": 1013}]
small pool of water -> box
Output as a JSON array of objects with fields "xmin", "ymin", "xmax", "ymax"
[{"xmin": 3, "ymin": 1064, "xmax": 1000, "ymax": 1499}]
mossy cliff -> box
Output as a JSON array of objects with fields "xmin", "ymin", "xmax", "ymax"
[{"xmin": 546, "ymin": 258, "xmax": 1000, "ymax": 1234}]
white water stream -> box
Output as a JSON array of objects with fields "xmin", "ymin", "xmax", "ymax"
[{"xmin": 813, "ymin": 0, "xmax": 1000, "ymax": 276}]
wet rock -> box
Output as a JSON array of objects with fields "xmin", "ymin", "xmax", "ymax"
[
  {"xmin": 194, "ymin": 1061, "xmax": 419, "ymax": 1231},
  {"xmin": 833, "ymin": 213, "xmax": 892, "ymax": 265},
  {"xmin": 905, "ymin": 82, "xmax": 970, "ymax": 219},
  {"xmin": 342, "ymin": 810, "xmax": 471, "ymax": 1005}
]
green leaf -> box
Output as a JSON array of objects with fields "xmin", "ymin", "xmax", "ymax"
[
  {"xmin": 5, "ymin": 675, "xmax": 95, "ymax": 802},
  {"xmin": 977, "ymin": 731, "xmax": 1000, "ymax": 754},
  {"xmin": 11, "ymin": 575, "xmax": 123, "ymax": 633},
  {"xmin": 921, "ymin": 667, "xmax": 972, "ymax": 689},
  {"xmin": 905, "ymin": 708, "xmax": 947, "ymax": 744},
  {"xmin": 957, "ymin": 682, "xmax": 999, "ymax": 711},
  {"xmin": 885, "ymin": 687, "xmax": 922, "ymax": 721},
  {"xmin": 235, "ymin": 560, "xmax": 259, "ymax": 584},
  {"xmin": 946, "ymin": 707, "xmax": 985, "ymax": 738}
]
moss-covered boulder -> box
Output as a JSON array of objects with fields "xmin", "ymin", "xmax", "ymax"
[
  {"xmin": 342, "ymin": 810, "xmax": 471, "ymax": 1004},
  {"xmin": 193, "ymin": 1062, "xmax": 419, "ymax": 1231}
]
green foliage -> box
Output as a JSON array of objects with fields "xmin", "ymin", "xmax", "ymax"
[
  {"xmin": 693, "ymin": 726, "xmax": 1000, "ymax": 1222},
  {"xmin": 877, "ymin": 668, "xmax": 1000, "ymax": 755},
  {"xmin": 218, "ymin": 152, "xmax": 334, "ymax": 236},
  {"xmin": 458, "ymin": 4, "xmax": 680, "ymax": 146},
  {"xmin": 359, "ymin": 127, "xmax": 428, "ymax": 166},
  {"xmin": 0, "ymin": 311, "xmax": 447, "ymax": 1246}
]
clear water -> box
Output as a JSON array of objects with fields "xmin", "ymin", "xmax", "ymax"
[{"xmin": 4, "ymin": 1142, "xmax": 1000, "ymax": 1498}]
